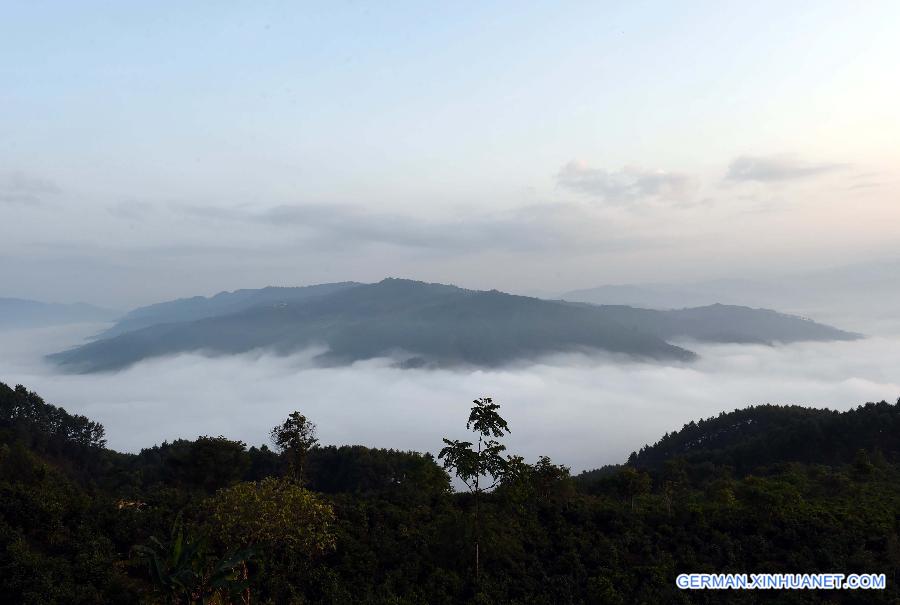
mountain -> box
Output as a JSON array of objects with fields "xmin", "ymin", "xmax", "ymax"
[
  {"xmin": 587, "ymin": 303, "xmax": 860, "ymax": 344},
  {"xmin": 0, "ymin": 297, "xmax": 119, "ymax": 330},
  {"xmin": 561, "ymin": 259, "xmax": 900, "ymax": 333},
  {"xmin": 47, "ymin": 279, "xmax": 858, "ymax": 372},
  {"xmin": 562, "ymin": 282, "xmax": 752, "ymax": 310},
  {"xmin": 95, "ymin": 281, "xmax": 361, "ymax": 339},
  {"xmin": 49, "ymin": 279, "xmax": 693, "ymax": 371}
]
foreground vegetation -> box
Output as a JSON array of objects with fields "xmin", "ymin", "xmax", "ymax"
[{"xmin": 2, "ymin": 380, "xmax": 900, "ymax": 603}]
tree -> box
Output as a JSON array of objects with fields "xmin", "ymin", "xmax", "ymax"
[
  {"xmin": 662, "ymin": 458, "xmax": 687, "ymax": 514},
  {"xmin": 439, "ymin": 397, "xmax": 511, "ymax": 583},
  {"xmin": 270, "ymin": 412, "xmax": 318, "ymax": 482},
  {"xmin": 617, "ymin": 467, "xmax": 651, "ymax": 511},
  {"xmin": 853, "ymin": 448, "xmax": 874, "ymax": 477},
  {"xmin": 164, "ymin": 436, "xmax": 250, "ymax": 492},
  {"xmin": 206, "ymin": 477, "xmax": 335, "ymax": 555},
  {"xmin": 499, "ymin": 455, "xmax": 572, "ymax": 508},
  {"xmin": 206, "ymin": 477, "xmax": 336, "ymax": 603}
]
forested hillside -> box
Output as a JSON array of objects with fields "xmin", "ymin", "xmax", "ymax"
[
  {"xmin": 95, "ymin": 282, "xmax": 361, "ymax": 340},
  {"xmin": 48, "ymin": 279, "xmax": 857, "ymax": 372},
  {"xmin": 2, "ymin": 381, "xmax": 899, "ymax": 604}
]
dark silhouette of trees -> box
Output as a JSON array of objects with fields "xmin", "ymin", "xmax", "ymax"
[
  {"xmin": 270, "ymin": 412, "xmax": 318, "ymax": 483},
  {"xmin": 439, "ymin": 397, "xmax": 512, "ymax": 583},
  {"xmin": 0, "ymin": 383, "xmax": 105, "ymax": 450},
  {"xmin": 5, "ymin": 381, "xmax": 900, "ymax": 604}
]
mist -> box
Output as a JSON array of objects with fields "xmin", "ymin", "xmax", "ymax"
[{"xmin": 1, "ymin": 323, "xmax": 897, "ymax": 474}]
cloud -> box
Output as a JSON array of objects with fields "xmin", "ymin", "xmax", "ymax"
[
  {"xmin": 726, "ymin": 155, "xmax": 846, "ymax": 183},
  {"xmin": 0, "ymin": 170, "xmax": 61, "ymax": 205},
  {"xmin": 107, "ymin": 200, "xmax": 156, "ymax": 220},
  {"xmin": 0, "ymin": 193, "xmax": 40, "ymax": 205},
  {"xmin": 557, "ymin": 161, "xmax": 695, "ymax": 203},
  {"xmin": 6, "ymin": 171, "xmax": 60, "ymax": 194},
  {"xmin": 217, "ymin": 201, "xmax": 649, "ymax": 254},
  {"xmin": 1, "ymin": 324, "xmax": 898, "ymax": 474}
]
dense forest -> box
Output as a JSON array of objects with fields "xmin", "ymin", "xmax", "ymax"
[{"xmin": 2, "ymin": 380, "xmax": 900, "ymax": 604}]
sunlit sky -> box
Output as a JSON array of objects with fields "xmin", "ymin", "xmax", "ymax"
[{"xmin": 2, "ymin": 1, "xmax": 898, "ymax": 307}]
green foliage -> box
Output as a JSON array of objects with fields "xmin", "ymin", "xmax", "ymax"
[
  {"xmin": 498, "ymin": 455, "xmax": 573, "ymax": 508},
  {"xmin": 132, "ymin": 514, "xmax": 253, "ymax": 604},
  {"xmin": 306, "ymin": 445, "xmax": 450, "ymax": 498},
  {"xmin": 0, "ymin": 382, "xmax": 105, "ymax": 452},
  {"xmin": 0, "ymin": 431, "xmax": 136, "ymax": 604},
  {"xmin": 5, "ymin": 382, "xmax": 900, "ymax": 604},
  {"xmin": 616, "ymin": 466, "xmax": 652, "ymax": 510},
  {"xmin": 166, "ymin": 436, "xmax": 251, "ymax": 493},
  {"xmin": 441, "ymin": 397, "xmax": 521, "ymax": 584},
  {"xmin": 439, "ymin": 397, "xmax": 511, "ymax": 493},
  {"xmin": 206, "ymin": 477, "xmax": 335, "ymax": 556},
  {"xmin": 203, "ymin": 478, "xmax": 336, "ymax": 603},
  {"xmin": 625, "ymin": 400, "xmax": 900, "ymax": 472},
  {"xmin": 270, "ymin": 411, "xmax": 318, "ymax": 482}
]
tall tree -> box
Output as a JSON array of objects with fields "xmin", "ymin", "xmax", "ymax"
[
  {"xmin": 270, "ymin": 412, "xmax": 318, "ymax": 483},
  {"xmin": 618, "ymin": 466, "xmax": 651, "ymax": 511},
  {"xmin": 439, "ymin": 397, "xmax": 510, "ymax": 584}
]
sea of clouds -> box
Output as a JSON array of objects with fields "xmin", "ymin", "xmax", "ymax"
[{"xmin": 1, "ymin": 323, "xmax": 898, "ymax": 474}]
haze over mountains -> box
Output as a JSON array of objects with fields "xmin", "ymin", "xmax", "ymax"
[
  {"xmin": 562, "ymin": 260, "xmax": 900, "ymax": 329},
  {"xmin": 0, "ymin": 298, "xmax": 118, "ymax": 330},
  {"xmin": 47, "ymin": 278, "xmax": 859, "ymax": 373}
]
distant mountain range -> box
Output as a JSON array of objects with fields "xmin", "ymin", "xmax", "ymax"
[
  {"xmin": 0, "ymin": 298, "xmax": 118, "ymax": 330},
  {"xmin": 561, "ymin": 260, "xmax": 900, "ymax": 330},
  {"xmin": 47, "ymin": 278, "xmax": 859, "ymax": 373}
]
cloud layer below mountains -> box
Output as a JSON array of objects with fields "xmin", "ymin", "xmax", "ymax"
[{"xmin": 1, "ymin": 324, "xmax": 898, "ymax": 474}]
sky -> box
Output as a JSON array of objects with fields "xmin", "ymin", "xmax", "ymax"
[{"xmin": 2, "ymin": 1, "xmax": 899, "ymax": 308}]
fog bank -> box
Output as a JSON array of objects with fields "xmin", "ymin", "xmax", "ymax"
[{"xmin": 1, "ymin": 324, "xmax": 897, "ymax": 473}]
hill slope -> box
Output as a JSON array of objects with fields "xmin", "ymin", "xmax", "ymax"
[
  {"xmin": 589, "ymin": 302, "xmax": 859, "ymax": 344},
  {"xmin": 626, "ymin": 400, "xmax": 900, "ymax": 472},
  {"xmin": 49, "ymin": 279, "xmax": 693, "ymax": 371},
  {"xmin": 94, "ymin": 281, "xmax": 360, "ymax": 339},
  {"xmin": 48, "ymin": 279, "xmax": 858, "ymax": 372},
  {"xmin": 6, "ymin": 381, "xmax": 900, "ymax": 603}
]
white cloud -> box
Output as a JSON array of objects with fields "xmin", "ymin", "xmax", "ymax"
[
  {"xmin": 557, "ymin": 161, "xmax": 696, "ymax": 203},
  {"xmin": 1, "ymin": 324, "xmax": 897, "ymax": 474},
  {"xmin": 726, "ymin": 154, "xmax": 846, "ymax": 183},
  {"xmin": 0, "ymin": 170, "xmax": 60, "ymax": 204}
]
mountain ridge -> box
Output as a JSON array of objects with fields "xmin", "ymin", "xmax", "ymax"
[
  {"xmin": 561, "ymin": 261, "xmax": 900, "ymax": 324},
  {"xmin": 94, "ymin": 281, "xmax": 362, "ymax": 339},
  {"xmin": 48, "ymin": 278, "xmax": 859, "ymax": 372}
]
